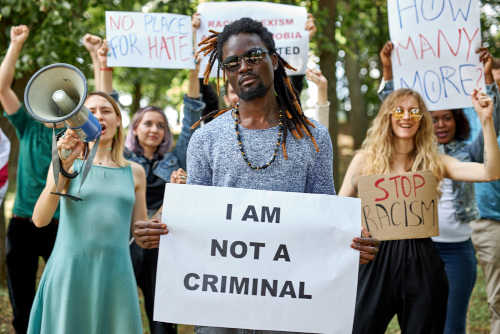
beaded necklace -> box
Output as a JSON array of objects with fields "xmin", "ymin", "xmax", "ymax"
[{"xmin": 234, "ymin": 102, "xmax": 283, "ymax": 170}]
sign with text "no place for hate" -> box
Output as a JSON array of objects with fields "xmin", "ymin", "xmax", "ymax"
[
  {"xmin": 105, "ymin": 11, "xmax": 194, "ymax": 69},
  {"xmin": 388, "ymin": 0, "xmax": 484, "ymax": 111},
  {"xmin": 358, "ymin": 171, "xmax": 439, "ymax": 241},
  {"xmin": 196, "ymin": 1, "xmax": 309, "ymax": 78},
  {"xmin": 154, "ymin": 184, "xmax": 361, "ymax": 334}
]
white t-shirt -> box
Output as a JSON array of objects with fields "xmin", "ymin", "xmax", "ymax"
[{"xmin": 432, "ymin": 178, "xmax": 472, "ymax": 243}]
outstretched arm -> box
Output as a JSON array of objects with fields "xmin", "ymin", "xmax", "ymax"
[
  {"xmin": 442, "ymin": 90, "xmax": 500, "ymax": 182},
  {"xmin": 0, "ymin": 25, "xmax": 29, "ymax": 114}
]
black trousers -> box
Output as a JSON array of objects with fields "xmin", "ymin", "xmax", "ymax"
[
  {"xmin": 6, "ymin": 217, "xmax": 58, "ymax": 334},
  {"xmin": 130, "ymin": 241, "xmax": 177, "ymax": 334},
  {"xmin": 352, "ymin": 238, "xmax": 448, "ymax": 334}
]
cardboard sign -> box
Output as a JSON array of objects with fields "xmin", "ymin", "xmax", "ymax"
[
  {"xmin": 105, "ymin": 11, "xmax": 194, "ymax": 69},
  {"xmin": 358, "ymin": 171, "xmax": 439, "ymax": 241},
  {"xmin": 388, "ymin": 0, "xmax": 484, "ymax": 111},
  {"xmin": 154, "ymin": 184, "xmax": 360, "ymax": 334},
  {"xmin": 196, "ymin": 1, "xmax": 309, "ymax": 78}
]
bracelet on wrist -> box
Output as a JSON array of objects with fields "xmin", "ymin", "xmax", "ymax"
[
  {"xmin": 59, "ymin": 158, "xmax": 79, "ymax": 179},
  {"xmin": 100, "ymin": 67, "xmax": 113, "ymax": 71},
  {"xmin": 55, "ymin": 130, "xmax": 79, "ymax": 179}
]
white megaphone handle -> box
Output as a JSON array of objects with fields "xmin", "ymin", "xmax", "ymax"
[{"xmin": 52, "ymin": 89, "xmax": 87, "ymax": 160}]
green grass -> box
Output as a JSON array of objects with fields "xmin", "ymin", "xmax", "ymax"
[{"xmin": 0, "ymin": 264, "xmax": 491, "ymax": 333}]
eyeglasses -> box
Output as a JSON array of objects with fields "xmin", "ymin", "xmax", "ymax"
[
  {"xmin": 221, "ymin": 48, "xmax": 269, "ymax": 73},
  {"xmin": 391, "ymin": 107, "xmax": 423, "ymax": 121}
]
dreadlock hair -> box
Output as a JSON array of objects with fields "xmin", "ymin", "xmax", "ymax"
[{"xmin": 192, "ymin": 17, "xmax": 318, "ymax": 160}]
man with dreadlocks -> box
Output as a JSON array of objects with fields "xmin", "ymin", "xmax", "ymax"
[{"xmin": 135, "ymin": 17, "xmax": 379, "ymax": 333}]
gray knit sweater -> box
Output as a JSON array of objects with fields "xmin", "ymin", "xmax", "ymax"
[
  {"xmin": 186, "ymin": 110, "xmax": 335, "ymax": 334},
  {"xmin": 187, "ymin": 110, "xmax": 335, "ymax": 195}
]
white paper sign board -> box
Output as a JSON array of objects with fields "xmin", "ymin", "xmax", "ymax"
[
  {"xmin": 154, "ymin": 184, "xmax": 360, "ymax": 334},
  {"xmin": 196, "ymin": 2, "xmax": 309, "ymax": 78},
  {"xmin": 105, "ymin": 11, "xmax": 194, "ymax": 69},
  {"xmin": 388, "ymin": 0, "xmax": 485, "ymax": 110}
]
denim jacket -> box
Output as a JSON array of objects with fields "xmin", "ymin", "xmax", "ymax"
[
  {"xmin": 127, "ymin": 94, "xmax": 204, "ymax": 182},
  {"xmin": 439, "ymin": 140, "xmax": 480, "ymax": 223},
  {"xmin": 377, "ymin": 80, "xmax": 500, "ymax": 223}
]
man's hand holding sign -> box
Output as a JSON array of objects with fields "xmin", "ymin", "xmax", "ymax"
[
  {"xmin": 135, "ymin": 184, "xmax": 378, "ymax": 333},
  {"xmin": 134, "ymin": 206, "xmax": 379, "ymax": 264}
]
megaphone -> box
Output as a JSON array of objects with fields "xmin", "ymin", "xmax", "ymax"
[{"xmin": 24, "ymin": 63, "xmax": 101, "ymax": 159}]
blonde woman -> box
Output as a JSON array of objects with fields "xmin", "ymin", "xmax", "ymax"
[
  {"xmin": 28, "ymin": 92, "xmax": 148, "ymax": 334},
  {"xmin": 339, "ymin": 88, "xmax": 500, "ymax": 334}
]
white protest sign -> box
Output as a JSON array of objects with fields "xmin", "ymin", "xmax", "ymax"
[
  {"xmin": 154, "ymin": 184, "xmax": 360, "ymax": 334},
  {"xmin": 388, "ymin": 0, "xmax": 484, "ymax": 111},
  {"xmin": 196, "ymin": 1, "xmax": 309, "ymax": 78},
  {"xmin": 105, "ymin": 11, "xmax": 194, "ymax": 69}
]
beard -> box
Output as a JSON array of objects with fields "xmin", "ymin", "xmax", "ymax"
[{"xmin": 238, "ymin": 81, "xmax": 268, "ymax": 101}]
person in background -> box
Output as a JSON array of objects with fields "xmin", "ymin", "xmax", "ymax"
[
  {"xmin": 465, "ymin": 56, "xmax": 500, "ymax": 334},
  {"xmin": 0, "ymin": 128, "xmax": 10, "ymax": 206},
  {"xmin": 0, "ymin": 25, "xmax": 62, "ymax": 334},
  {"xmin": 339, "ymin": 82, "xmax": 500, "ymax": 334},
  {"xmin": 378, "ymin": 41, "xmax": 499, "ymax": 334}
]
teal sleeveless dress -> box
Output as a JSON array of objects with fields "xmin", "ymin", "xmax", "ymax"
[{"xmin": 27, "ymin": 160, "xmax": 142, "ymax": 334}]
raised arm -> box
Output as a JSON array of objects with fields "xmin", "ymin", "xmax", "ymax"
[
  {"xmin": 97, "ymin": 40, "xmax": 114, "ymax": 94},
  {"xmin": 306, "ymin": 67, "xmax": 330, "ymax": 128},
  {"xmin": 83, "ymin": 33, "xmax": 102, "ymax": 91},
  {"xmin": 380, "ymin": 41, "xmax": 393, "ymax": 81},
  {"xmin": 0, "ymin": 25, "xmax": 29, "ymax": 114},
  {"xmin": 377, "ymin": 41, "xmax": 395, "ymax": 101},
  {"xmin": 468, "ymin": 48, "xmax": 500, "ymax": 162},
  {"xmin": 442, "ymin": 90, "xmax": 500, "ymax": 182},
  {"xmin": 187, "ymin": 53, "xmax": 202, "ymax": 99},
  {"xmin": 305, "ymin": 13, "xmax": 317, "ymax": 40},
  {"xmin": 172, "ymin": 56, "xmax": 203, "ymax": 169}
]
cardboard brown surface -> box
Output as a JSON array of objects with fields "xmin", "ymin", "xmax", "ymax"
[{"xmin": 358, "ymin": 171, "xmax": 439, "ymax": 241}]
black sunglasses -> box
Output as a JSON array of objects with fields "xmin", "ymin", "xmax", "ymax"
[{"xmin": 221, "ymin": 48, "xmax": 269, "ymax": 73}]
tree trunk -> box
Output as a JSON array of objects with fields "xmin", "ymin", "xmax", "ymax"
[
  {"xmin": 319, "ymin": 0, "xmax": 339, "ymax": 192},
  {"xmin": 345, "ymin": 50, "xmax": 367, "ymax": 150},
  {"xmin": 131, "ymin": 81, "xmax": 141, "ymax": 118}
]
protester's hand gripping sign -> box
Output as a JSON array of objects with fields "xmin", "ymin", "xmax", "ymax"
[
  {"xmin": 105, "ymin": 11, "xmax": 194, "ymax": 69},
  {"xmin": 358, "ymin": 171, "xmax": 439, "ymax": 241},
  {"xmin": 388, "ymin": 0, "xmax": 485, "ymax": 111},
  {"xmin": 154, "ymin": 184, "xmax": 360, "ymax": 334},
  {"xmin": 196, "ymin": 1, "xmax": 309, "ymax": 78}
]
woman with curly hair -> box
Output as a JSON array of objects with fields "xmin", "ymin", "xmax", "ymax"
[
  {"xmin": 339, "ymin": 88, "xmax": 500, "ymax": 334},
  {"xmin": 377, "ymin": 41, "xmax": 499, "ymax": 334}
]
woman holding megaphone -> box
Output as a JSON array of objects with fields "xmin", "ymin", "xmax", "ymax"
[{"xmin": 28, "ymin": 91, "xmax": 147, "ymax": 333}]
